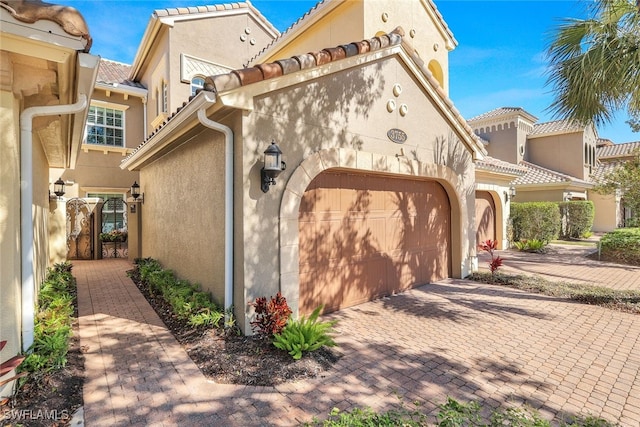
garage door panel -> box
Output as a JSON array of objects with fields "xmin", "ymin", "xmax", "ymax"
[
  {"xmin": 300, "ymin": 172, "xmax": 451, "ymax": 315},
  {"xmin": 475, "ymin": 191, "xmax": 496, "ymax": 244}
]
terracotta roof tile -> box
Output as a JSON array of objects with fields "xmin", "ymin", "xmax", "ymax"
[
  {"xmin": 97, "ymin": 59, "xmax": 145, "ymax": 89},
  {"xmin": 468, "ymin": 107, "xmax": 537, "ymax": 123},
  {"xmin": 125, "ymin": 27, "xmax": 485, "ymax": 164},
  {"xmin": 596, "ymin": 141, "xmax": 640, "ymax": 159},
  {"xmin": 204, "ymin": 29, "xmax": 404, "ymax": 94},
  {"xmin": 514, "ymin": 161, "xmax": 590, "ymax": 186},
  {"xmin": 247, "ymin": 0, "xmax": 457, "ymax": 67},
  {"xmin": 152, "ymin": 1, "xmax": 278, "ymax": 36},
  {"xmin": 0, "ymin": 0, "xmax": 92, "ymax": 51},
  {"xmin": 591, "ymin": 160, "xmax": 625, "ymax": 182},
  {"xmin": 530, "ymin": 119, "xmax": 586, "ymax": 136},
  {"xmin": 476, "ymin": 156, "xmax": 527, "ymax": 176}
]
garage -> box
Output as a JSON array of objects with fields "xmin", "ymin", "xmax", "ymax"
[
  {"xmin": 475, "ymin": 191, "xmax": 496, "ymax": 245},
  {"xmin": 299, "ymin": 171, "xmax": 451, "ymax": 315}
]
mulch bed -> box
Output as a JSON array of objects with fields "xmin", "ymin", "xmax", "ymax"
[
  {"xmin": 129, "ymin": 270, "xmax": 340, "ymax": 387},
  {"xmin": 1, "ymin": 293, "xmax": 84, "ymax": 427}
]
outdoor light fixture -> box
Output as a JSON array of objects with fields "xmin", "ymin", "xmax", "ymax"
[
  {"xmin": 261, "ymin": 140, "xmax": 286, "ymax": 193},
  {"xmin": 53, "ymin": 177, "xmax": 65, "ymax": 198},
  {"xmin": 510, "ymin": 185, "xmax": 517, "ymax": 198},
  {"xmin": 131, "ymin": 181, "xmax": 144, "ymax": 203}
]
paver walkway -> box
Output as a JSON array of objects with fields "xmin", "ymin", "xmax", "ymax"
[
  {"xmin": 75, "ymin": 250, "xmax": 640, "ymax": 426},
  {"xmin": 478, "ymin": 243, "xmax": 640, "ymax": 291}
]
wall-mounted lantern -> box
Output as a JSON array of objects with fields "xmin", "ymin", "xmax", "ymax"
[
  {"xmin": 53, "ymin": 177, "xmax": 65, "ymax": 198},
  {"xmin": 504, "ymin": 185, "xmax": 516, "ymax": 202},
  {"xmin": 261, "ymin": 140, "xmax": 286, "ymax": 193},
  {"xmin": 131, "ymin": 181, "xmax": 144, "ymax": 203}
]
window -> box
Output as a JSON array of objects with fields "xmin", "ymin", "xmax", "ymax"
[
  {"xmin": 191, "ymin": 76, "xmax": 205, "ymax": 96},
  {"xmin": 157, "ymin": 81, "xmax": 168, "ymax": 114},
  {"xmin": 89, "ymin": 193, "xmax": 126, "ymax": 232},
  {"xmin": 86, "ymin": 106, "xmax": 125, "ymax": 147}
]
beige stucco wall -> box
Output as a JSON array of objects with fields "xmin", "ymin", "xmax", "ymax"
[
  {"xmin": 140, "ymin": 127, "xmax": 227, "ymax": 305},
  {"xmin": 513, "ymin": 188, "xmax": 566, "ymax": 203},
  {"xmin": 528, "ymin": 132, "xmax": 591, "ymax": 180},
  {"xmin": 479, "ymin": 123, "xmax": 521, "ymax": 165},
  {"xmin": 590, "ymin": 191, "xmax": 619, "ymax": 232},
  {"xmin": 236, "ymin": 53, "xmax": 475, "ymax": 331},
  {"xmin": 0, "ymin": 90, "xmax": 22, "ymax": 386},
  {"xmin": 48, "ymin": 199, "xmax": 67, "ymax": 264},
  {"xmin": 260, "ymin": 0, "xmax": 452, "ymax": 92}
]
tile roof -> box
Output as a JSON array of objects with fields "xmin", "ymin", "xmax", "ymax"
[
  {"xmin": 514, "ymin": 161, "xmax": 591, "ymax": 186},
  {"xmin": 204, "ymin": 28, "xmax": 405, "ymax": 93},
  {"xmin": 530, "ymin": 119, "xmax": 585, "ymax": 136},
  {"xmin": 153, "ymin": 1, "xmax": 278, "ymax": 36},
  {"xmin": 0, "ymin": 0, "xmax": 92, "ymax": 51},
  {"xmin": 467, "ymin": 107, "xmax": 537, "ymax": 123},
  {"xmin": 476, "ymin": 156, "xmax": 527, "ymax": 176},
  {"xmin": 596, "ymin": 141, "xmax": 640, "ymax": 159},
  {"xmin": 247, "ymin": 0, "xmax": 457, "ymax": 67},
  {"xmin": 591, "ymin": 160, "xmax": 626, "ymax": 182},
  {"xmin": 97, "ymin": 59, "xmax": 145, "ymax": 89},
  {"xmin": 124, "ymin": 27, "xmax": 485, "ymax": 164}
]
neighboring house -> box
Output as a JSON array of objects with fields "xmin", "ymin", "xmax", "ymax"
[
  {"xmin": 49, "ymin": 59, "xmax": 144, "ymax": 261},
  {"xmin": 119, "ymin": 0, "xmax": 507, "ymax": 334},
  {"xmin": 591, "ymin": 140, "xmax": 640, "ymax": 230},
  {"xmin": 0, "ymin": 0, "xmax": 98, "ymax": 398},
  {"xmin": 468, "ymin": 106, "xmax": 636, "ymax": 233}
]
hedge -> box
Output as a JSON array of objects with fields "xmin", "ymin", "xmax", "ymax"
[
  {"xmin": 510, "ymin": 202, "xmax": 561, "ymax": 243},
  {"xmin": 558, "ymin": 201, "xmax": 594, "ymax": 239},
  {"xmin": 599, "ymin": 228, "xmax": 640, "ymax": 266}
]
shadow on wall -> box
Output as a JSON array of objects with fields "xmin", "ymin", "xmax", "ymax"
[{"xmin": 298, "ymin": 171, "xmax": 451, "ymax": 315}]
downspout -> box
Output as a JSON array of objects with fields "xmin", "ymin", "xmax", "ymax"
[
  {"xmin": 196, "ymin": 93, "xmax": 234, "ymax": 317},
  {"xmin": 19, "ymin": 94, "xmax": 88, "ymax": 352}
]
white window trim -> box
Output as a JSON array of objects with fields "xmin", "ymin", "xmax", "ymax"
[{"xmin": 85, "ymin": 102, "xmax": 128, "ymax": 148}]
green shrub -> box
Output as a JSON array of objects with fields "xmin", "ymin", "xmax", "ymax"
[
  {"xmin": 311, "ymin": 405, "xmax": 428, "ymax": 426},
  {"xmin": 20, "ymin": 262, "xmax": 75, "ymax": 378},
  {"xmin": 273, "ymin": 306, "xmax": 337, "ymax": 360},
  {"xmin": 599, "ymin": 228, "xmax": 640, "ymax": 265},
  {"xmin": 513, "ymin": 239, "xmax": 547, "ymax": 252},
  {"xmin": 558, "ymin": 201, "xmax": 594, "ymax": 239},
  {"xmin": 510, "ymin": 202, "xmax": 561, "ymax": 243},
  {"xmin": 133, "ymin": 258, "xmax": 223, "ymax": 327}
]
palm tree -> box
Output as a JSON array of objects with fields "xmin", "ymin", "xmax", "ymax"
[{"xmin": 546, "ymin": 0, "xmax": 640, "ymax": 131}]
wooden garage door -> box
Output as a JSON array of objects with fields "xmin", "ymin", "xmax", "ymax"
[
  {"xmin": 475, "ymin": 191, "xmax": 496, "ymax": 244},
  {"xmin": 299, "ymin": 172, "xmax": 451, "ymax": 315}
]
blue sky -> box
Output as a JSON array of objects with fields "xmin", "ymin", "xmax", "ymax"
[{"xmin": 65, "ymin": 0, "xmax": 638, "ymax": 143}]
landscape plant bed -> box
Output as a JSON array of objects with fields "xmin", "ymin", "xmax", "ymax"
[
  {"xmin": 470, "ymin": 272, "xmax": 640, "ymax": 314},
  {"xmin": 128, "ymin": 269, "xmax": 340, "ymax": 386},
  {"xmin": 2, "ymin": 275, "xmax": 84, "ymax": 427}
]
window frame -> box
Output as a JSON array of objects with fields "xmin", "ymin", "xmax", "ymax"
[{"xmin": 85, "ymin": 102, "xmax": 127, "ymax": 148}]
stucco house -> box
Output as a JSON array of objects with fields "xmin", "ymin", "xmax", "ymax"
[
  {"xmin": 116, "ymin": 0, "xmax": 532, "ymax": 334},
  {"xmin": 0, "ymin": 0, "xmax": 98, "ymax": 395},
  {"xmin": 591, "ymin": 140, "xmax": 640, "ymax": 230}
]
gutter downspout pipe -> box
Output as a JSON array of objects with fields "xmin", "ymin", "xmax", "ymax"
[
  {"xmin": 196, "ymin": 93, "xmax": 233, "ymax": 318},
  {"xmin": 19, "ymin": 94, "xmax": 88, "ymax": 352}
]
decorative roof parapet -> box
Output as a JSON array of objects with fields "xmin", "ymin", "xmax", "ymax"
[{"xmin": 0, "ymin": 0, "xmax": 92, "ymax": 51}]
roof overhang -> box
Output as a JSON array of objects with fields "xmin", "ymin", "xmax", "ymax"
[
  {"xmin": 2, "ymin": 7, "xmax": 99, "ymax": 168},
  {"xmin": 130, "ymin": 3, "xmax": 279, "ymax": 80},
  {"xmin": 95, "ymin": 81, "xmax": 148, "ymax": 101}
]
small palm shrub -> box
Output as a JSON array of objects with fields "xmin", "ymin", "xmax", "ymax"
[
  {"xmin": 273, "ymin": 306, "xmax": 337, "ymax": 360},
  {"xmin": 248, "ymin": 292, "xmax": 292, "ymax": 337}
]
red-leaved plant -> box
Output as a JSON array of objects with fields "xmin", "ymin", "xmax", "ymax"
[
  {"xmin": 248, "ymin": 292, "xmax": 292, "ymax": 337},
  {"xmin": 1, "ymin": 340, "xmax": 28, "ymax": 406},
  {"xmin": 478, "ymin": 239, "xmax": 503, "ymax": 276}
]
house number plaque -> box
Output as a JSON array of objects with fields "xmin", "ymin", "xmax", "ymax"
[{"xmin": 387, "ymin": 128, "xmax": 407, "ymax": 144}]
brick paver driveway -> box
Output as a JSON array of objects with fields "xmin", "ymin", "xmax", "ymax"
[{"xmin": 76, "ymin": 255, "xmax": 640, "ymax": 426}]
